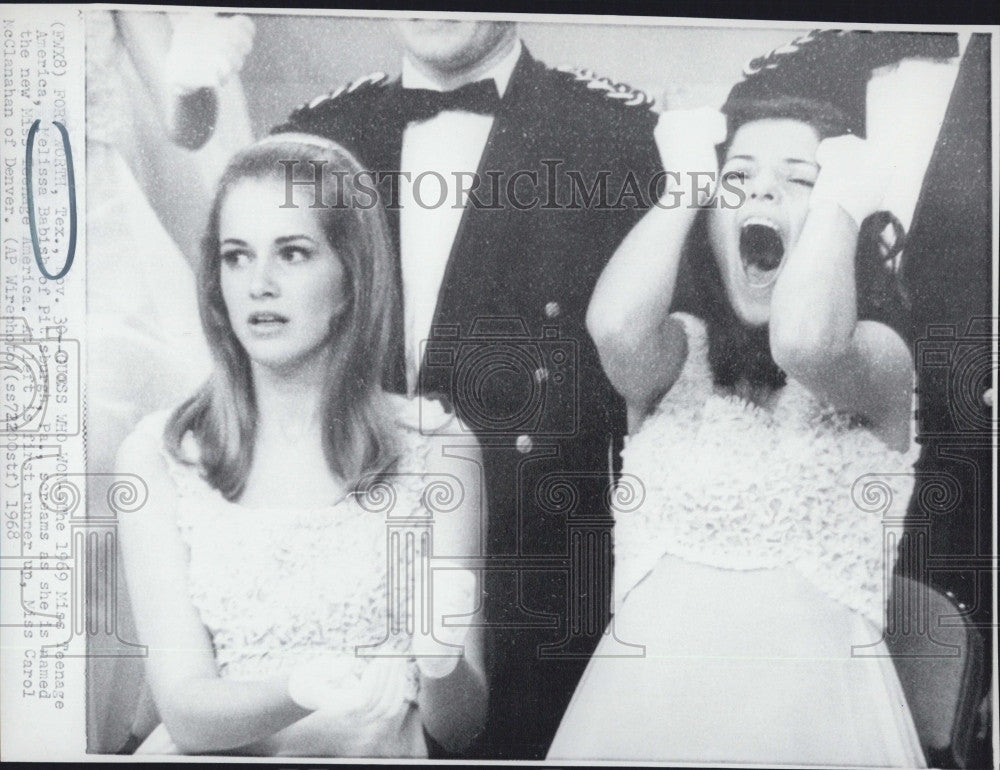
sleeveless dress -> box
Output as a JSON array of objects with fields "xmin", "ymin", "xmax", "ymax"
[
  {"xmin": 548, "ymin": 313, "xmax": 926, "ymax": 766},
  {"xmin": 133, "ymin": 395, "xmax": 456, "ymax": 757}
]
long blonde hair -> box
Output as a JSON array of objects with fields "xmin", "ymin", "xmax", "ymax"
[{"xmin": 165, "ymin": 136, "xmax": 399, "ymax": 500}]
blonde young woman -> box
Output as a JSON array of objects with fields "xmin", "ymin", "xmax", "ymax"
[{"xmin": 118, "ymin": 135, "xmax": 487, "ymax": 757}]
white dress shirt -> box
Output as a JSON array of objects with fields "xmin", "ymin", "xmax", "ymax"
[
  {"xmin": 399, "ymin": 40, "xmax": 523, "ymax": 393},
  {"xmin": 865, "ymin": 33, "xmax": 970, "ymax": 248}
]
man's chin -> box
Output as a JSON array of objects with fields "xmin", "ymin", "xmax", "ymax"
[
  {"xmin": 407, "ymin": 44, "xmax": 476, "ymax": 71},
  {"xmin": 400, "ymin": 22, "xmax": 512, "ymax": 76}
]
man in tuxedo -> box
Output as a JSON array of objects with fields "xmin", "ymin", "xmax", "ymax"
[{"xmin": 276, "ymin": 20, "xmax": 664, "ymax": 758}]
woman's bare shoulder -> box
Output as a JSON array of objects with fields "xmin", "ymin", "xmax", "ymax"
[{"xmin": 117, "ymin": 410, "xmax": 173, "ymax": 466}]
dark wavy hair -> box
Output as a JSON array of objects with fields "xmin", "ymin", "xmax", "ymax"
[
  {"xmin": 671, "ymin": 96, "xmax": 910, "ymax": 391},
  {"xmin": 165, "ymin": 136, "xmax": 400, "ymax": 500}
]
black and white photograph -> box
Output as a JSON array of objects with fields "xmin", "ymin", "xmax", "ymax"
[{"xmin": 0, "ymin": 4, "xmax": 996, "ymax": 766}]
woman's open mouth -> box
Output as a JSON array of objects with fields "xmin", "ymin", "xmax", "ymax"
[
  {"xmin": 247, "ymin": 311, "xmax": 289, "ymax": 333},
  {"xmin": 739, "ymin": 218, "xmax": 785, "ymax": 288}
]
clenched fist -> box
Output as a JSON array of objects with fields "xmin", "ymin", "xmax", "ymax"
[
  {"xmin": 163, "ymin": 13, "xmax": 255, "ymax": 97},
  {"xmin": 810, "ymin": 135, "xmax": 891, "ymax": 227},
  {"xmin": 654, "ymin": 108, "xmax": 728, "ymax": 205}
]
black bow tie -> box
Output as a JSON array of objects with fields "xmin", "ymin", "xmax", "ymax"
[{"xmin": 399, "ymin": 79, "xmax": 502, "ymax": 123}]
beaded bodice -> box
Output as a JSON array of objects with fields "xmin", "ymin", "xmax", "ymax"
[
  {"xmin": 131, "ymin": 396, "xmax": 454, "ymax": 695},
  {"xmin": 613, "ymin": 313, "xmax": 919, "ymax": 628}
]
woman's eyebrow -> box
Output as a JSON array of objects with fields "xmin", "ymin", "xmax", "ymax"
[
  {"xmin": 727, "ymin": 154, "xmax": 755, "ymax": 162},
  {"xmin": 220, "ymin": 238, "xmax": 249, "ymax": 247},
  {"xmin": 275, "ymin": 234, "xmax": 317, "ymax": 245},
  {"xmin": 784, "ymin": 158, "xmax": 820, "ymax": 168}
]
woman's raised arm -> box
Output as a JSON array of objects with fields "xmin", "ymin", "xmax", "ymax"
[
  {"xmin": 116, "ymin": 427, "xmax": 311, "ymax": 753},
  {"xmin": 587, "ymin": 109, "xmax": 726, "ymax": 421},
  {"xmin": 769, "ymin": 136, "xmax": 914, "ymax": 451},
  {"xmin": 117, "ymin": 11, "xmax": 254, "ymax": 151}
]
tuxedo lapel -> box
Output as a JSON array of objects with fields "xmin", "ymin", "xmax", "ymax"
[
  {"xmin": 374, "ymin": 81, "xmax": 410, "ymax": 393},
  {"xmin": 425, "ymin": 49, "xmax": 546, "ymax": 338},
  {"xmin": 372, "ymin": 80, "xmax": 407, "ymax": 250}
]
